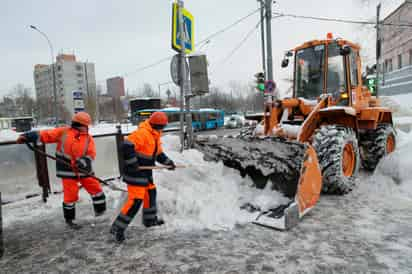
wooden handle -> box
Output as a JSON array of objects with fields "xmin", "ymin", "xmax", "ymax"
[{"xmin": 138, "ymin": 164, "xmax": 186, "ymax": 170}]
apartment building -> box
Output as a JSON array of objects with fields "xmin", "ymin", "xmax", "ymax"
[{"xmin": 33, "ymin": 54, "xmax": 96, "ymax": 121}]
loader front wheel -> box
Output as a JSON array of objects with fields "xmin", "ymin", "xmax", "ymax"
[
  {"xmin": 359, "ymin": 124, "xmax": 396, "ymax": 171},
  {"xmin": 312, "ymin": 126, "xmax": 360, "ymax": 194}
]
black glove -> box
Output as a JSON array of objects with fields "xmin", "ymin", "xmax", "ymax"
[
  {"xmin": 76, "ymin": 156, "xmax": 92, "ymax": 173},
  {"xmin": 17, "ymin": 131, "xmax": 39, "ymax": 144},
  {"xmin": 165, "ymin": 159, "xmax": 176, "ymax": 170}
]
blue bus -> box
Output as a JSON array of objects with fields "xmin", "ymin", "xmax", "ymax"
[{"xmin": 134, "ymin": 108, "xmax": 224, "ymax": 131}]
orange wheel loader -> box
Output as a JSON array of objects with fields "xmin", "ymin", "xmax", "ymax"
[{"xmin": 196, "ymin": 34, "xmax": 396, "ymax": 230}]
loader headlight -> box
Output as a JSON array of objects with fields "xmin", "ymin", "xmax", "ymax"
[{"xmin": 341, "ymin": 93, "xmax": 349, "ymax": 99}]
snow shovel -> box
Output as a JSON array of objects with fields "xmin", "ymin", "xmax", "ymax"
[
  {"xmin": 138, "ymin": 164, "xmax": 187, "ymax": 170},
  {"xmin": 25, "ymin": 143, "xmax": 126, "ymax": 192}
]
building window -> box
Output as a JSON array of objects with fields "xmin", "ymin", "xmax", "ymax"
[
  {"xmin": 76, "ymin": 65, "xmax": 82, "ymax": 71},
  {"xmin": 57, "ymin": 65, "xmax": 62, "ymax": 71},
  {"xmin": 389, "ymin": 59, "xmax": 393, "ymax": 72},
  {"xmin": 398, "ymin": 54, "xmax": 402, "ymax": 69},
  {"xmin": 77, "ymin": 79, "xmax": 83, "ymax": 84},
  {"xmin": 77, "ymin": 73, "xmax": 83, "ymax": 78}
]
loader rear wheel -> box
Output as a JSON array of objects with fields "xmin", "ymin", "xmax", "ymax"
[
  {"xmin": 359, "ymin": 124, "xmax": 396, "ymax": 171},
  {"xmin": 312, "ymin": 126, "xmax": 360, "ymax": 195}
]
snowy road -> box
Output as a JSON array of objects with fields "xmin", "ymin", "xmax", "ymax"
[
  {"xmin": 1, "ymin": 131, "xmax": 412, "ymax": 273},
  {"xmin": 1, "ymin": 183, "xmax": 412, "ymax": 273}
]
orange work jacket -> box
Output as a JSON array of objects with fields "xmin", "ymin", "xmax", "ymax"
[{"xmin": 40, "ymin": 127, "xmax": 96, "ymax": 178}]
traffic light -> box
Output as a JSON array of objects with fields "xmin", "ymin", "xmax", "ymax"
[
  {"xmin": 254, "ymin": 72, "xmax": 265, "ymax": 91},
  {"xmin": 367, "ymin": 77, "xmax": 376, "ymax": 95}
]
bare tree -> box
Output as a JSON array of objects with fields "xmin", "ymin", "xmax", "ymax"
[
  {"xmin": 3, "ymin": 84, "xmax": 35, "ymax": 117},
  {"xmin": 139, "ymin": 83, "xmax": 156, "ymax": 97}
]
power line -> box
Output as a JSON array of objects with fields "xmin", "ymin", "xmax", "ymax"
[
  {"xmin": 121, "ymin": 8, "xmax": 261, "ymax": 79},
  {"xmin": 272, "ymin": 11, "xmax": 412, "ymax": 27},
  {"xmin": 218, "ymin": 21, "xmax": 262, "ymax": 65},
  {"xmin": 196, "ymin": 8, "xmax": 260, "ymax": 47},
  {"xmin": 123, "ymin": 56, "xmax": 172, "ymax": 78},
  {"xmin": 215, "ymin": 15, "xmax": 284, "ymax": 69}
]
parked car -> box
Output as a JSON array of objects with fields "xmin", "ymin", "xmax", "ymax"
[{"xmin": 226, "ymin": 115, "xmax": 244, "ymax": 129}]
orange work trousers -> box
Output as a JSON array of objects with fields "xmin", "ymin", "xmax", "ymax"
[
  {"xmin": 121, "ymin": 183, "xmax": 156, "ymax": 215},
  {"xmin": 62, "ymin": 177, "xmax": 103, "ymax": 203}
]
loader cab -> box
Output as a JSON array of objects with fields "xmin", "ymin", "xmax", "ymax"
[
  {"xmin": 293, "ymin": 37, "xmax": 362, "ymax": 107},
  {"xmin": 294, "ymin": 44, "xmax": 325, "ymax": 100}
]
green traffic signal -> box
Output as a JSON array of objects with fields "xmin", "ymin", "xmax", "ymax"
[
  {"xmin": 254, "ymin": 72, "xmax": 265, "ymax": 92},
  {"xmin": 367, "ymin": 78, "xmax": 376, "ymax": 94},
  {"xmin": 257, "ymin": 83, "xmax": 265, "ymax": 91}
]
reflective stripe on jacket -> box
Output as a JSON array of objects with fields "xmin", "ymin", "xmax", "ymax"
[
  {"xmin": 40, "ymin": 127, "xmax": 95, "ymax": 179},
  {"xmin": 123, "ymin": 120, "xmax": 171, "ymax": 186}
]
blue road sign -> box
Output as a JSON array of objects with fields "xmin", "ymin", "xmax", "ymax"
[{"xmin": 172, "ymin": 2, "xmax": 194, "ymax": 53}]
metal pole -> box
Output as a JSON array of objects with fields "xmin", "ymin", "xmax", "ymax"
[
  {"xmin": 263, "ymin": 0, "xmax": 274, "ymax": 135},
  {"xmin": 258, "ymin": 0, "xmax": 266, "ymax": 78},
  {"xmin": 178, "ymin": 0, "xmax": 193, "ymax": 151},
  {"xmin": 158, "ymin": 83, "xmax": 161, "ymax": 97},
  {"xmin": 30, "ymin": 26, "xmax": 59, "ymax": 126},
  {"xmin": 376, "ymin": 3, "xmax": 381, "ymax": 97},
  {"xmin": 265, "ymin": 0, "xmax": 274, "ymax": 88}
]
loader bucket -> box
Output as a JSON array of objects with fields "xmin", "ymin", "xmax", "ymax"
[{"xmin": 195, "ymin": 136, "xmax": 322, "ymax": 230}]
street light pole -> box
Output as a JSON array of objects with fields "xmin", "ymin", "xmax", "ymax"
[
  {"xmin": 258, "ymin": 0, "xmax": 266, "ymax": 78},
  {"xmin": 30, "ymin": 25, "xmax": 58, "ymax": 126}
]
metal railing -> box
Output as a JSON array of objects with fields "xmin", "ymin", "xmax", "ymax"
[{"xmin": 0, "ymin": 125, "xmax": 128, "ymax": 203}]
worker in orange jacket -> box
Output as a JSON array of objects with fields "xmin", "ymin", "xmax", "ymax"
[
  {"xmin": 110, "ymin": 111, "xmax": 175, "ymax": 243},
  {"xmin": 17, "ymin": 112, "xmax": 106, "ymax": 229}
]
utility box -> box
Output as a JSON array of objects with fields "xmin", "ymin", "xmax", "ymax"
[{"xmin": 188, "ymin": 55, "xmax": 209, "ymax": 96}]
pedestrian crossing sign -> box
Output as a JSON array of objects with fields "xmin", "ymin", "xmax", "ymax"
[{"xmin": 171, "ymin": 2, "xmax": 194, "ymax": 54}]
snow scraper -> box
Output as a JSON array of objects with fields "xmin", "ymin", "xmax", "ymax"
[
  {"xmin": 196, "ymin": 136, "xmax": 322, "ymax": 230},
  {"xmin": 195, "ymin": 34, "xmax": 396, "ymax": 230}
]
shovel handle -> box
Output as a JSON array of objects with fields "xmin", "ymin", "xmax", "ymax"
[{"xmin": 138, "ymin": 164, "xmax": 186, "ymax": 170}]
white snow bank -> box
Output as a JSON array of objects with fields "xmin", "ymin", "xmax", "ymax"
[
  {"xmin": 89, "ymin": 123, "xmax": 137, "ymax": 135},
  {"xmin": 0, "ymin": 129, "xmax": 19, "ymax": 142},
  {"xmin": 358, "ymin": 129, "xmax": 412, "ymax": 201},
  {"xmin": 154, "ymin": 135, "xmax": 288, "ymax": 231},
  {"xmin": 380, "ymin": 95, "xmax": 412, "ymax": 117}
]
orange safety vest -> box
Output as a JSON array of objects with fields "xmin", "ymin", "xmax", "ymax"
[
  {"xmin": 123, "ymin": 120, "xmax": 167, "ymax": 186},
  {"xmin": 40, "ymin": 127, "xmax": 96, "ymax": 178}
]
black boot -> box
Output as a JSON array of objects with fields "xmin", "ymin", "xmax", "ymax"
[
  {"xmin": 110, "ymin": 225, "xmax": 125, "ymax": 243},
  {"xmin": 92, "ymin": 192, "xmax": 106, "ymax": 217},
  {"xmin": 144, "ymin": 216, "xmax": 165, "ymax": 228},
  {"xmin": 63, "ymin": 202, "xmax": 81, "ymax": 229}
]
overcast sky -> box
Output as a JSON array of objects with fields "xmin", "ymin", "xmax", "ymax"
[{"xmin": 0, "ymin": 0, "xmax": 403, "ymax": 97}]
